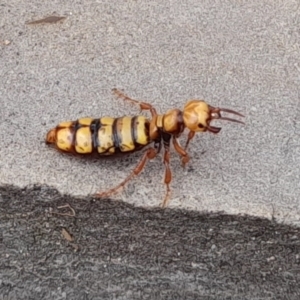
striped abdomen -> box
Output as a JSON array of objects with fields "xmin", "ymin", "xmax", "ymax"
[{"xmin": 46, "ymin": 116, "xmax": 151, "ymax": 155}]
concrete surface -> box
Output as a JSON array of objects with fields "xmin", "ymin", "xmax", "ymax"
[
  {"xmin": 1, "ymin": 185, "xmax": 299, "ymax": 299},
  {"xmin": 1, "ymin": 1, "xmax": 300, "ymax": 224}
]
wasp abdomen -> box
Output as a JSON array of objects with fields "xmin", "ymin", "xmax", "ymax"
[{"xmin": 46, "ymin": 116, "xmax": 150, "ymax": 155}]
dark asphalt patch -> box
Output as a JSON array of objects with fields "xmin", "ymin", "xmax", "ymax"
[{"xmin": 0, "ymin": 185, "xmax": 299, "ymax": 299}]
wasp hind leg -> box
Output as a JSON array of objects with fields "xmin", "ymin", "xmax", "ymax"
[
  {"xmin": 94, "ymin": 147, "xmax": 158, "ymax": 199},
  {"xmin": 112, "ymin": 88, "xmax": 158, "ymax": 117}
]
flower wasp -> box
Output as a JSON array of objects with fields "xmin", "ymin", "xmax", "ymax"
[{"xmin": 46, "ymin": 89, "xmax": 244, "ymax": 207}]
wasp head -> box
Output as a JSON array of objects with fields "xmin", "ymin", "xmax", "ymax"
[{"xmin": 183, "ymin": 100, "xmax": 244, "ymax": 133}]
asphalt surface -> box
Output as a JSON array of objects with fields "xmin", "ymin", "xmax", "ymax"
[{"xmin": 1, "ymin": 185, "xmax": 299, "ymax": 299}]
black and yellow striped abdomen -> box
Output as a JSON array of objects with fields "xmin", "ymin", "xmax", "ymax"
[{"xmin": 46, "ymin": 116, "xmax": 151, "ymax": 155}]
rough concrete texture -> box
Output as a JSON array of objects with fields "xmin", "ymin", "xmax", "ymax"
[
  {"xmin": 0, "ymin": 185, "xmax": 299, "ymax": 299},
  {"xmin": 1, "ymin": 1, "xmax": 300, "ymax": 224}
]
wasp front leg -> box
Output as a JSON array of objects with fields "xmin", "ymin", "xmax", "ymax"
[
  {"xmin": 161, "ymin": 137, "xmax": 190, "ymax": 208},
  {"xmin": 172, "ymin": 137, "xmax": 190, "ymax": 168},
  {"xmin": 184, "ymin": 130, "xmax": 195, "ymax": 151},
  {"xmin": 112, "ymin": 88, "xmax": 158, "ymax": 118},
  {"xmin": 94, "ymin": 147, "xmax": 158, "ymax": 199}
]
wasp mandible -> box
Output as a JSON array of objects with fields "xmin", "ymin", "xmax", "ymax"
[{"xmin": 46, "ymin": 89, "xmax": 244, "ymax": 207}]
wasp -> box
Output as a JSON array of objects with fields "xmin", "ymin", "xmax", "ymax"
[{"xmin": 46, "ymin": 89, "xmax": 244, "ymax": 207}]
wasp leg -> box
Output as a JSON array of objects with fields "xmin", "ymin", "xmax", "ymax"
[
  {"xmin": 184, "ymin": 130, "xmax": 195, "ymax": 151},
  {"xmin": 94, "ymin": 147, "xmax": 157, "ymax": 199},
  {"xmin": 161, "ymin": 135, "xmax": 173, "ymax": 208},
  {"xmin": 173, "ymin": 137, "xmax": 190, "ymax": 168},
  {"xmin": 161, "ymin": 147, "xmax": 172, "ymax": 208},
  {"xmin": 112, "ymin": 88, "xmax": 158, "ymax": 117}
]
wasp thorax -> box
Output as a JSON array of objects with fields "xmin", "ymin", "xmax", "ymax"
[
  {"xmin": 183, "ymin": 100, "xmax": 210, "ymax": 132},
  {"xmin": 160, "ymin": 108, "xmax": 183, "ymax": 134}
]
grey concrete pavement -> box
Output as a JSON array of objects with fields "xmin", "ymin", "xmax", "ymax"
[{"xmin": 1, "ymin": 1, "xmax": 299, "ymax": 224}]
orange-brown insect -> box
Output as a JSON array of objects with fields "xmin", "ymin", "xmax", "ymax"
[{"xmin": 46, "ymin": 89, "xmax": 244, "ymax": 207}]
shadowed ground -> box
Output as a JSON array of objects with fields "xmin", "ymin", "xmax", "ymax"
[{"xmin": 1, "ymin": 185, "xmax": 299, "ymax": 299}]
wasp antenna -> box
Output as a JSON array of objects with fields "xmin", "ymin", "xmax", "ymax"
[
  {"xmin": 218, "ymin": 117, "xmax": 245, "ymax": 125},
  {"xmin": 220, "ymin": 108, "xmax": 245, "ymax": 117}
]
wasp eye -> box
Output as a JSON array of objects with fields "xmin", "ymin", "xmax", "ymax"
[{"xmin": 198, "ymin": 124, "xmax": 204, "ymax": 129}]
